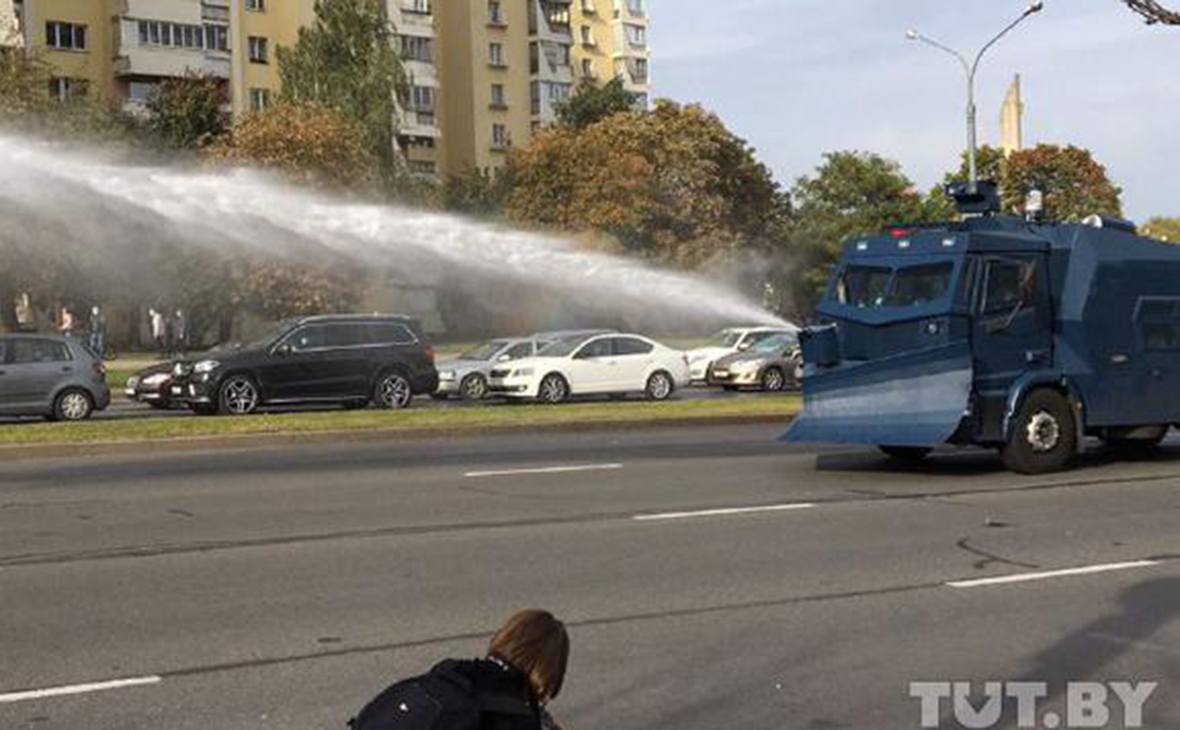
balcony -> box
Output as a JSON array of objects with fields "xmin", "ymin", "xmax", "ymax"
[{"xmin": 528, "ymin": 0, "xmax": 572, "ymax": 39}]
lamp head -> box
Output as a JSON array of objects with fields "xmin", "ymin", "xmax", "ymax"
[
  {"xmin": 1026, "ymin": 2, "xmax": 1045, "ymax": 15},
  {"xmin": 906, "ymin": 28, "xmax": 920, "ymax": 40}
]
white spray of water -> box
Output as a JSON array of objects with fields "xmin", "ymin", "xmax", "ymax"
[{"xmin": 0, "ymin": 135, "xmax": 785, "ymax": 329}]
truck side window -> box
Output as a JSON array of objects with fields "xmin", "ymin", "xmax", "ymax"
[
  {"xmin": 1135, "ymin": 298, "xmax": 1180, "ymax": 352},
  {"xmin": 983, "ymin": 259, "xmax": 1038, "ymax": 314}
]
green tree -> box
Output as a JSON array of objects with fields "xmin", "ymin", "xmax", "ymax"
[
  {"xmin": 209, "ymin": 103, "xmax": 377, "ymax": 190},
  {"xmin": 505, "ymin": 100, "xmax": 789, "ymax": 269},
  {"xmin": 277, "ymin": 0, "xmax": 409, "ymax": 187},
  {"xmin": 940, "ymin": 144, "xmax": 1123, "ymax": 221},
  {"xmin": 1143, "ymin": 217, "xmax": 1180, "ymax": 241},
  {"xmin": 788, "ymin": 151, "xmax": 946, "ymax": 314},
  {"xmin": 555, "ymin": 77, "xmax": 637, "ymax": 130},
  {"xmin": 145, "ymin": 73, "xmax": 229, "ymax": 150},
  {"xmin": 0, "ymin": 50, "xmax": 128, "ymax": 140},
  {"xmin": 442, "ymin": 167, "xmax": 512, "ymax": 218}
]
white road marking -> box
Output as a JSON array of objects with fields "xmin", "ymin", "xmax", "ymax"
[
  {"xmin": 947, "ymin": 560, "xmax": 1161, "ymax": 589},
  {"xmin": 464, "ymin": 463, "xmax": 624, "ymax": 478},
  {"xmin": 0, "ymin": 676, "xmax": 162, "ymax": 704},
  {"xmin": 633, "ymin": 503, "xmax": 816, "ymax": 522}
]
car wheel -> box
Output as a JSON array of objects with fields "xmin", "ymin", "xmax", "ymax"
[
  {"xmin": 218, "ymin": 375, "xmax": 260, "ymax": 416},
  {"xmin": 375, "ymin": 371, "xmax": 413, "ymax": 410},
  {"xmin": 1002, "ymin": 389, "xmax": 1077, "ymax": 475},
  {"xmin": 538, "ymin": 373, "xmax": 569, "ymax": 405},
  {"xmin": 761, "ymin": 367, "xmax": 786, "ymax": 393},
  {"xmin": 878, "ymin": 446, "xmax": 932, "ymax": 462},
  {"xmin": 54, "ymin": 389, "xmax": 94, "ymax": 422},
  {"xmin": 645, "ymin": 371, "xmax": 674, "ymax": 401},
  {"xmin": 460, "ymin": 373, "xmax": 489, "ymax": 401}
]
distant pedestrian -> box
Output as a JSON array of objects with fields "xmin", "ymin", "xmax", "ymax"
[
  {"xmin": 149, "ymin": 308, "xmax": 167, "ymax": 357},
  {"xmin": 349, "ymin": 609, "xmax": 570, "ymax": 730},
  {"xmin": 88, "ymin": 306, "xmax": 108, "ymax": 358},
  {"xmin": 172, "ymin": 309, "xmax": 188, "ymax": 356},
  {"xmin": 59, "ymin": 307, "xmax": 76, "ymax": 338}
]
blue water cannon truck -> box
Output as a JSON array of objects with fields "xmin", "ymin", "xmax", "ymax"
[{"xmin": 785, "ymin": 181, "xmax": 1180, "ymax": 474}]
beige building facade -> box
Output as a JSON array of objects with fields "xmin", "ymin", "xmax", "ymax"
[{"xmin": 13, "ymin": 0, "xmax": 652, "ymax": 178}]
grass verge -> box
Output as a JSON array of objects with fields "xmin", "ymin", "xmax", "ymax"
[{"xmin": 0, "ymin": 397, "xmax": 800, "ymax": 448}]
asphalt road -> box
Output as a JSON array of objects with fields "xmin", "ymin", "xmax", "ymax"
[{"xmin": 1, "ymin": 426, "xmax": 1178, "ymax": 729}]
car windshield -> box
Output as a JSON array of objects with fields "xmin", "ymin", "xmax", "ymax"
[
  {"xmin": 460, "ymin": 340, "xmax": 511, "ymax": 361},
  {"xmin": 836, "ymin": 263, "xmax": 955, "ymax": 309},
  {"xmin": 239, "ymin": 324, "xmax": 296, "ymax": 352},
  {"xmin": 750, "ymin": 334, "xmax": 793, "ymax": 353},
  {"xmin": 537, "ymin": 335, "xmax": 591, "ymax": 358},
  {"xmin": 705, "ymin": 330, "xmax": 743, "ymax": 348}
]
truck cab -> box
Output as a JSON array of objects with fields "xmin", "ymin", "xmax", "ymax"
[{"xmin": 786, "ymin": 183, "xmax": 1176, "ymax": 474}]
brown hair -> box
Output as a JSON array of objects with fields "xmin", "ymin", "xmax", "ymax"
[{"xmin": 487, "ymin": 609, "xmax": 570, "ymax": 703}]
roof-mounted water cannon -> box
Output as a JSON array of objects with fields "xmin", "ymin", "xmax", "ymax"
[{"xmin": 946, "ymin": 180, "xmax": 1000, "ymax": 216}]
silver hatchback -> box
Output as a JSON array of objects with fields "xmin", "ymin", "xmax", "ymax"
[{"xmin": 0, "ymin": 335, "xmax": 112, "ymax": 420}]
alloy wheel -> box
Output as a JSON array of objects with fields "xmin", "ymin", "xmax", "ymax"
[
  {"xmin": 378, "ymin": 373, "xmax": 413, "ymax": 409},
  {"xmin": 646, "ymin": 372, "xmax": 673, "ymax": 401},
  {"xmin": 58, "ymin": 391, "xmax": 92, "ymax": 421},
  {"xmin": 539, "ymin": 374, "xmax": 568, "ymax": 404},
  {"xmin": 461, "ymin": 374, "xmax": 488, "ymax": 401},
  {"xmin": 221, "ymin": 378, "xmax": 259, "ymax": 416},
  {"xmin": 762, "ymin": 368, "xmax": 785, "ymax": 392}
]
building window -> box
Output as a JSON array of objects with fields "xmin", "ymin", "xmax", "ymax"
[
  {"xmin": 630, "ymin": 57, "xmax": 648, "ymax": 83},
  {"xmin": 127, "ymin": 81, "xmax": 156, "ymax": 104},
  {"xmin": 403, "ymin": 0, "xmax": 431, "ymax": 14},
  {"xmin": 45, "ymin": 21, "xmax": 86, "ymax": 51},
  {"xmin": 491, "ymin": 123, "xmax": 509, "ymax": 150},
  {"xmin": 409, "ymin": 160, "xmax": 436, "ymax": 175},
  {"xmin": 624, "ymin": 0, "xmax": 645, "ymax": 18},
  {"xmin": 490, "ymin": 83, "xmax": 506, "ymax": 109},
  {"xmin": 248, "ymin": 36, "xmax": 268, "ymax": 63},
  {"xmin": 488, "ymin": 0, "xmax": 505, "ymax": 25},
  {"xmin": 624, "ymin": 23, "xmax": 646, "ymax": 48},
  {"xmin": 205, "ymin": 24, "xmax": 229, "ymax": 51},
  {"xmin": 249, "ymin": 88, "xmax": 271, "ymax": 112},
  {"xmin": 581, "ymin": 59, "xmax": 593, "ymax": 78},
  {"xmin": 48, "ymin": 77, "xmax": 87, "ymax": 102},
  {"xmin": 246, "ymin": 0, "xmax": 266, "ymax": 11},
  {"xmin": 580, "ymin": 25, "xmax": 594, "ymax": 46},
  {"xmin": 581, "ymin": 0, "xmax": 596, "ymax": 13},
  {"xmin": 489, "ymin": 42, "xmax": 505, "ymax": 67},
  {"xmin": 400, "ymin": 35, "xmax": 433, "ymax": 62}
]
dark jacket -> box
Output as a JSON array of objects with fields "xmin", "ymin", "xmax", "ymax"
[{"xmin": 446, "ymin": 659, "xmax": 542, "ymax": 730}]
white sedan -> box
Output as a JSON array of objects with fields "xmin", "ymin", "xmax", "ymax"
[{"xmin": 487, "ymin": 333, "xmax": 691, "ymax": 404}]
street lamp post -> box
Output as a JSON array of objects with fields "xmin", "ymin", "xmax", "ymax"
[{"xmin": 907, "ymin": 2, "xmax": 1045, "ymax": 194}]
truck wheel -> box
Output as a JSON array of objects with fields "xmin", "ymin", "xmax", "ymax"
[
  {"xmin": 1002, "ymin": 390, "xmax": 1077, "ymax": 475},
  {"xmin": 878, "ymin": 446, "xmax": 932, "ymax": 462}
]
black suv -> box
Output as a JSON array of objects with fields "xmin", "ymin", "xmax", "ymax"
[{"xmin": 170, "ymin": 315, "xmax": 439, "ymax": 416}]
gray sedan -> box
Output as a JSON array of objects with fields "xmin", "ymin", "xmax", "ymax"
[
  {"xmin": 706, "ymin": 333, "xmax": 802, "ymax": 392},
  {"xmin": 0, "ymin": 335, "xmax": 112, "ymax": 420},
  {"xmin": 434, "ymin": 338, "xmax": 539, "ymax": 401}
]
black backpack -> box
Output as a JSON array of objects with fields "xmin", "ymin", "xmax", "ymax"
[{"xmin": 349, "ymin": 660, "xmax": 536, "ymax": 730}]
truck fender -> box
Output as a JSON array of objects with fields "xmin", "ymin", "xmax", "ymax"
[{"xmin": 1003, "ymin": 373, "xmax": 1086, "ymax": 446}]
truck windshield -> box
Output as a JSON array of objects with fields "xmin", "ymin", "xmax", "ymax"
[{"xmin": 836, "ymin": 263, "xmax": 955, "ymax": 309}]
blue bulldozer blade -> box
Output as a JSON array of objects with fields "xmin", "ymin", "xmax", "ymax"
[{"xmin": 783, "ymin": 341, "xmax": 973, "ymax": 447}]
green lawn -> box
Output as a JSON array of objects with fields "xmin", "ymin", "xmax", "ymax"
[{"xmin": 0, "ymin": 396, "xmax": 800, "ymax": 447}]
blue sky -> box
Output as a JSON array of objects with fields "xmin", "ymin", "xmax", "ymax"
[{"xmin": 652, "ymin": 0, "xmax": 1178, "ymax": 221}]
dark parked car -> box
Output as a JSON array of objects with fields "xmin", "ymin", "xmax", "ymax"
[
  {"xmin": 0, "ymin": 335, "xmax": 111, "ymax": 421},
  {"xmin": 169, "ymin": 315, "xmax": 438, "ymax": 416},
  {"xmin": 125, "ymin": 361, "xmax": 176, "ymax": 409}
]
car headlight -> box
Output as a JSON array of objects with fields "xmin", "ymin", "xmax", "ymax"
[
  {"xmin": 512, "ymin": 368, "xmax": 535, "ymax": 378},
  {"xmin": 194, "ymin": 360, "xmax": 220, "ymax": 374},
  {"xmin": 439, "ymin": 370, "xmax": 456, "ymax": 380},
  {"xmin": 143, "ymin": 373, "xmax": 169, "ymax": 387},
  {"xmin": 731, "ymin": 360, "xmax": 759, "ymax": 373}
]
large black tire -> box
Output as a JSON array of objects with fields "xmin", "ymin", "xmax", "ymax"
[
  {"xmin": 761, "ymin": 367, "xmax": 786, "ymax": 393},
  {"xmin": 878, "ymin": 446, "xmax": 932, "ymax": 462},
  {"xmin": 459, "ymin": 373, "xmax": 489, "ymax": 401},
  {"xmin": 218, "ymin": 375, "xmax": 261, "ymax": 416},
  {"xmin": 1002, "ymin": 389, "xmax": 1077, "ymax": 475},
  {"xmin": 537, "ymin": 373, "xmax": 569, "ymax": 405},
  {"xmin": 53, "ymin": 389, "xmax": 94, "ymax": 422},
  {"xmin": 645, "ymin": 371, "xmax": 675, "ymax": 401},
  {"xmin": 374, "ymin": 371, "xmax": 413, "ymax": 410}
]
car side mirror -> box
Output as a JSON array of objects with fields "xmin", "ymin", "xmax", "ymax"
[
  {"xmin": 738, "ymin": 342, "xmax": 752, "ymax": 351},
  {"xmin": 497, "ymin": 354, "xmax": 512, "ymax": 362},
  {"xmin": 274, "ymin": 343, "xmax": 294, "ymax": 357}
]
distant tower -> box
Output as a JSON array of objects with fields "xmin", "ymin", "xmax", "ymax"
[
  {"xmin": 0, "ymin": 0, "xmax": 21, "ymax": 48},
  {"xmin": 1000, "ymin": 74, "xmax": 1024, "ymax": 157}
]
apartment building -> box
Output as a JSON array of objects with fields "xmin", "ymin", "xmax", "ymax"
[
  {"xmin": 572, "ymin": 0, "xmax": 650, "ymax": 109},
  {"xmin": 388, "ymin": 0, "xmax": 442, "ymax": 176},
  {"xmin": 11, "ymin": 0, "xmax": 651, "ymax": 179},
  {"xmin": 1, "ymin": 0, "xmax": 21, "ymax": 47}
]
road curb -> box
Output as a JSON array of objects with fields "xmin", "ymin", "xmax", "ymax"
[{"xmin": 0, "ymin": 413, "xmax": 795, "ymax": 463}]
